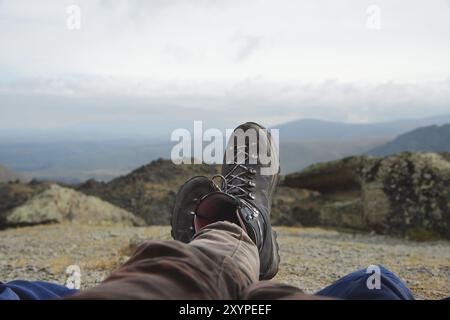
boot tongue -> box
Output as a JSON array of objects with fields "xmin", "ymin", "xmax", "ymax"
[{"xmin": 194, "ymin": 192, "xmax": 247, "ymax": 233}]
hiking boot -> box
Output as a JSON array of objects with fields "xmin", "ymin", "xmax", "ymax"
[
  {"xmin": 194, "ymin": 122, "xmax": 280, "ymax": 280},
  {"xmin": 171, "ymin": 176, "xmax": 216, "ymax": 243},
  {"xmin": 171, "ymin": 122, "xmax": 280, "ymax": 279}
]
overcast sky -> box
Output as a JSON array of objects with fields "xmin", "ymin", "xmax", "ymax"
[{"xmin": 0, "ymin": 0, "xmax": 450, "ymax": 131}]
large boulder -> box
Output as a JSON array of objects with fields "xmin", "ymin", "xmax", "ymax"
[
  {"xmin": 0, "ymin": 181, "xmax": 50, "ymax": 215},
  {"xmin": 271, "ymin": 186, "xmax": 320, "ymax": 226},
  {"xmin": 320, "ymin": 199, "xmax": 367, "ymax": 230},
  {"xmin": 360, "ymin": 152, "xmax": 450, "ymax": 239},
  {"xmin": 283, "ymin": 152, "xmax": 450, "ymax": 240},
  {"xmin": 1, "ymin": 184, "xmax": 142, "ymax": 228},
  {"xmin": 283, "ymin": 156, "xmax": 364, "ymax": 193}
]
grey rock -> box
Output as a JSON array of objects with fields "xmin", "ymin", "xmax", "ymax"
[
  {"xmin": 283, "ymin": 152, "xmax": 450, "ymax": 240},
  {"xmin": 1, "ymin": 184, "xmax": 143, "ymax": 228}
]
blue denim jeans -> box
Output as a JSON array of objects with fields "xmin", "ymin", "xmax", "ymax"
[{"xmin": 0, "ymin": 280, "xmax": 78, "ymax": 300}]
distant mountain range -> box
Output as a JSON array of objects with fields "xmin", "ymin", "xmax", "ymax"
[
  {"xmin": 0, "ymin": 141, "xmax": 172, "ymax": 183},
  {"xmin": 369, "ymin": 124, "xmax": 450, "ymax": 156},
  {"xmin": 275, "ymin": 113, "xmax": 450, "ymax": 172},
  {"xmin": 1, "ymin": 114, "xmax": 450, "ymax": 182},
  {"xmin": 278, "ymin": 137, "xmax": 388, "ymax": 174},
  {"xmin": 275, "ymin": 113, "xmax": 450, "ymax": 141}
]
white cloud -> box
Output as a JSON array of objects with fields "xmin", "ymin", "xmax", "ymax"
[
  {"xmin": 232, "ymin": 33, "xmax": 263, "ymax": 62},
  {"xmin": 1, "ymin": 76, "xmax": 449, "ymax": 130},
  {"xmin": 0, "ymin": 0, "xmax": 449, "ymax": 130}
]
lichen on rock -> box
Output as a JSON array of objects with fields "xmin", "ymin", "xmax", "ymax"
[{"xmin": 283, "ymin": 152, "xmax": 450, "ymax": 240}]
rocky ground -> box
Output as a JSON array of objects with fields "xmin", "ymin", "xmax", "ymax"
[{"xmin": 1, "ymin": 223, "xmax": 448, "ymax": 299}]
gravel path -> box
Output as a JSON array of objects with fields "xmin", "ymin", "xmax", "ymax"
[{"xmin": 1, "ymin": 224, "xmax": 448, "ymax": 299}]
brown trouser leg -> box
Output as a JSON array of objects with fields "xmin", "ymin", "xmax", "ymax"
[{"xmin": 69, "ymin": 221, "xmax": 259, "ymax": 300}]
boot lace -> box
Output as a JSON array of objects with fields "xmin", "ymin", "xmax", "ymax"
[{"xmin": 212, "ymin": 145, "xmax": 257, "ymax": 201}]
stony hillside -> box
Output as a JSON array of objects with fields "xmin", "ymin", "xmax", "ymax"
[
  {"xmin": 76, "ymin": 158, "xmax": 314, "ymax": 226},
  {"xmin": 0, "ymin": 159, "xmax": 312, "ymax": 229},
  {"xmin": 283, "ymin": 152, "xmax": 450, "ymax": 240},
  {"xmin": 2, "ymin": 153, "xmax": 449, "ymax": 242},
  {"xmin": 76, "ymin": 159, "xmax": 220, "ymax": 225},
  {"xmin": 0, "ymin": 184, "xmax": 141, "ymax": 228}
]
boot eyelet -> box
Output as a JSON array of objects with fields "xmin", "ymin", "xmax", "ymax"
[
  {"xmin": 248, "ymin": 181, "xmax": 256, "ymax": 187},
  {"xmin": 248, "ymin": 193, "xmax": 255, "ymax": 200}
]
